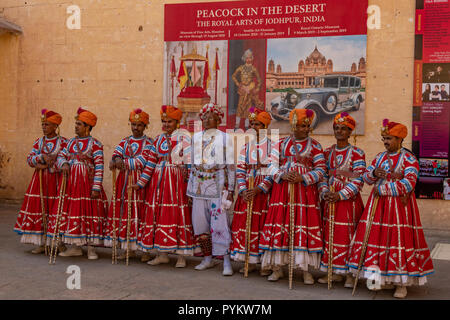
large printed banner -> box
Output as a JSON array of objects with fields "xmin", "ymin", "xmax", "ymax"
[
  {"xmin": 163, "ymin": 0, "xmax": 367, "ymax": 134},
  {"xmin": 413, "ymin": 0, "xmax": 450, "ymax": 200}
]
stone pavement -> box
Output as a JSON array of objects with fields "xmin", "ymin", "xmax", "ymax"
[{"xmin": 1, "ymin": 203, "xmax": 449, "ymax": 300}]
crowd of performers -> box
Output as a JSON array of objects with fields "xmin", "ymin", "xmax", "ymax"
[{"xmin": 14, "ymin": 104, "xmax": 434, "ymax": 299}]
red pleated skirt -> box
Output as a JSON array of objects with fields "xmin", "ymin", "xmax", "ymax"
[
  {"xmin": 137, "ymin": 164, "xmax": 198, "ymax": 255},
  {"xmin": 259, "ymin": 177, "xmax": 323, "ymax": 271},
  {"xmin": 347, "ymin": 191, "xmax": 434, "ymax": 286},
  {"xmin": 230, "ymin": 175, "xmax": 270, "ymax": 264},
  {"xmin": 320, "ymin": 195, "xmax": 364, "ymax": 274},
  {"xmin": 14, "ymin": 169, "xmax": 61, "ymax": 245},
  {"xmin": 46, "ymin": 164, "xmax": 108, "ymax": 246}
]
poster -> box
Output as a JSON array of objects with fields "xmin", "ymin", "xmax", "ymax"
[
  {"xmin": 163, "ymin": 0, "xmax": 367, "ymax": 134},
  {"xmin": 413, "ymin": 0, "xmax": 450, "ymax": 199}
]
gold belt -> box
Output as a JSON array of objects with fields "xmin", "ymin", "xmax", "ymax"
[{"xmin": 195, "ymin": 166, "xmax": 219, "ymax": 173}]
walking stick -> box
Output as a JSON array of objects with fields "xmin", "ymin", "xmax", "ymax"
[
  {"xmin": 288, "ymin": 181, "xmax": 295, "ymax": 290},
  {"xmin": 133, "ymin": 175, "xmax": 139, "ymax": 256},
  {"xmin": 327, "ymin": 185, "xmax": 336, "ymax": 290},
  {"xmin": 111, "ymin": 168, "xmax": 117, "ymax": 264},
  {"xmin": 39, "ymin": 169, "xmax": 48, "ymax": 255},
  {"xmin": 49, "ymin": 173, "xmax": 67, "ymax": 264},
  {"xmin": 244, "ymin": 170, "xmax": 255, "ymax": 278},
  {"xmin": 126, "ymin": 172, "xmax": 133, "ymax": 266},
  {"xmin": 352, "ymin": 194, "xmax": 379, "ymax": 295}
]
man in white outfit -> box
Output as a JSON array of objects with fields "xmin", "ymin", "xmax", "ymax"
[{"xmin": 187, "ymin": 103, "xmax": 236, "ymax": 276}]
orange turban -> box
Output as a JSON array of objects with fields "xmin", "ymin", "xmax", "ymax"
[
  {"xmin": 289, "ymin": 109, "xmax": 315, "ymax": 126},
  {"xmin": 129, "ymin": 108, "xmax": 149, "ymax": 125},
  {"xmin": 381, "ymin": 119, "xmax": 407, "ymax": 139},
  {"xmin": 41, "ymin": 109, "xmax": 62, "ymax": 125},
  {"xmin": 334, "ymin": 112, "xmax": 356, "ymax": 131},
  {"xmin": 160, "ymin": 105, "xmax": 183, "ymax": 121},
  {"xmin": 248, "ymin": 107, "xmax": 272, "ymax": 127},
  {"xmin": 76, "ymin": 107, "xmax": 97, "ymax": 127}
]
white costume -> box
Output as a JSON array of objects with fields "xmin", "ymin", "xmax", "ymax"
[{"xmin": 187, "ymin": 129, "xmax": 235, "ymax": 256}]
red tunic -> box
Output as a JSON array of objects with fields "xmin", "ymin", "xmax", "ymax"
[
  {"xmin": 14, "ymin": 136, "xmax": 68, "ymax": 245},
  {"xmin": 347, "ymin": 149, "xmax": 434, "ymax": 286},
  {"xmin": 136, "ymin": 133, "xmax": 198, "ymax": 255},
  {"xmin": 259, "ymin": 136, "xmax": 326, "ymax": 271},
  {"xmin": 47, "ymin": 136, "xmax": 108, "ymax": 246},
  {"xmin": 103, "ymin": 135, "xmax": 153, "ymax": 251},
  {"xmin": 230, "ymin": 137, "xmax": 274, "ymax": 264},
  {"xmin": 318, "ymin": 144, "xmax": 366, "ymax": 274}
]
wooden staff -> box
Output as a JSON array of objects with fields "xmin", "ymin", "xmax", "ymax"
[
  {"xmin": 352, "ymin": 194, "xmax": 379, "ymax": 295},
  {"xmin": 133, "ymin": 173, "xmax": 139, "ymax": 255},
  {"xmin": 244, "ymin": 170, "xmax": 255, "ymax": 278},
  {"xmin": 49, "ymin": 174, "xmax": 67, "ymax": 264},
  {"xmin": 288, "ymin": 181, "xmax": 295, "ymax": 290},
  {"xmin": 327, "ymin": 185, "xmax": 336, "ymax": 290},
  {"xmin": 111, "ymin": 168, "xmax": 117, "ymax": 264},
  {"xmin": 126, "ymin": 172, "xmax": 133, "ymax": 266},
  {"xmin": 39, "ymin": 169, "xmax": 48, "ymax": 255}
]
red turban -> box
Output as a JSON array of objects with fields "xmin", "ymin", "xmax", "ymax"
[{"xmin": 41, "ymin": 109, "xmax": 62, "ymax": 125}]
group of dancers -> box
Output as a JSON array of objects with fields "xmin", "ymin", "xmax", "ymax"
[{"xmin": 14, "ymin": 104, "xmax": 434, "ymax": 298}]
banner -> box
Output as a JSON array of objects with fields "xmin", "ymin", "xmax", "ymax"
[
  {"xmin": 413, "ymin": 0, "xmax": 450, "ymax": 200},
  {"xmin": 163, "ymin": 0, "xmax": 367, "ymax": 134}
]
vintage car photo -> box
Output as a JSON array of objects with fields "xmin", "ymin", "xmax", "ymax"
[{"xmin": 269, "ymin": 75, "xmax": 364, "ymax": 129}]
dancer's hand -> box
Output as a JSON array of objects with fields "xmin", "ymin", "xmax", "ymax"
[
  {"xmin": 91, "ymin": 190, "xmax": 100, "ymax": 199},
  {"xmin": 42, "ymin": 154, "xmax": 56, "ymax": 167},
  {"xmin": 283, "ymin": 171, "xmax": 302, "ymax": 183},
  {"xmin": 290, "ymin": 172, "xmax": 303, "ymax": 183},
  {"xmin": 36, "ymin": 163, "xmax": 48, "ymax": 170},
  {"xmin": 109, "ymin": 159, "xmax": 116, "ymax": 170},
  {"xmin": 61, "ymin": 163, "xmax": 70, "ymax": 176},
  {"xmin": 374, "ymin": 168, "xmax": 387, "ymax": 179},
  {"xmin": 130, "ymin": 184, "xmax": 140, "ymax": 191},
  {"xmin": 114, "ymin": 158, "xmax": 125, "ymax": 170},
  {"xmin": 243, "ymin": 188, "xmax": 261, "ymax": 202},
  {"xmin": 325, "ymin": 192, "xmax": 340, "ymax": 203},
  {"xmin": 227, "ymin": 192, "xmax": 234, "ymax": 203}
]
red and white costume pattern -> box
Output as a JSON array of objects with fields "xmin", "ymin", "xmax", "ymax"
[
  {"xmin": 136, "ymin": 133, "xmax": 198, "ymax": 255},
  {"xmin": 14, "ymin": 136, "xmax": 68, "ymax": 245},
  {"xmin": 230, "ymin": 136, "xmax": 274, "ymax": 264},
  {"xmin": 318, "ymin": 144, "xmax": 366, "ymax": 274},
  {"xmin": 47, "ymin": 136, "xmax": 108, "ymax": 246},
  {"xmin": 259, "ymin": 136, "xmax": 326, "ymax": 271},
  {"xmin": 347, "ymin": 149, "xmax": 434, "ymax": 285},
  {"xmin": 103, "ymin": 135, "xmax": 153, "ymax": 251}
]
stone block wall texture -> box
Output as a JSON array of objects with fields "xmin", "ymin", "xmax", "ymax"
[{"xmin": 0, "ymin": 0, "xmax": 449, "ymax": 230}]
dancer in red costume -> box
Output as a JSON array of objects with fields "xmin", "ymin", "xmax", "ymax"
[
  {"xmin": 132, "ymin": 105, "xmax": 198, "ymax": 268},
  {"xmin": 230, "ymin": 107, "xmax": 274, "ymax": 276},
  {"xmin": 347, "ymin": 119, "xmax": 434, "ymax": 298},
  {"xmin": 104, "ymin": 109, "xmax": 153, "ymax": 262},
  {"xmin": 317, "ymin": 112, "xmax": 366, "ymax": 288},
  {"xmin": 259, "ymin": 109, "xmax": 326, "ymax": 284},
  {"xmin": 14, "ymin": 109, "xmax": 68, "ymax": 254},
  {"xmin": 48, "ymin": 107, "xmax": 108, "ymax": 260}
]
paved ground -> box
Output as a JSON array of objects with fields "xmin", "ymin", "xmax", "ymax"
[{"xmin": 1, "ymin": 202, "xmax": 449, "ymax": 300}]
